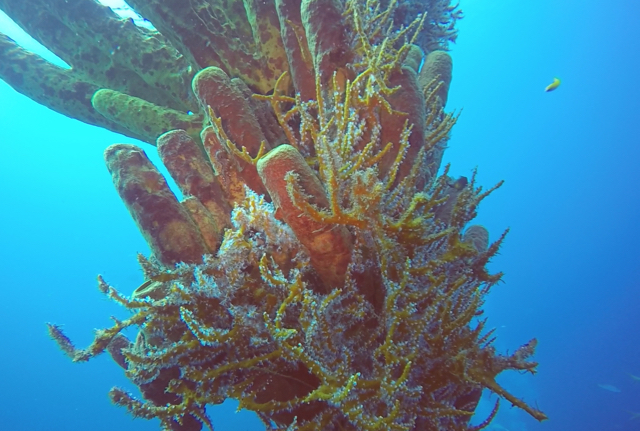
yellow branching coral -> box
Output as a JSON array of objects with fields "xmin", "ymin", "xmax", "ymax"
[{"xmin": 47, "ymin": 1, "xmax": 546, "ymax": 430}]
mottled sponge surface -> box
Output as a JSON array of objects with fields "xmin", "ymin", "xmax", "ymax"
[
  {"xmin": 0, "ymin": 0, "xmax": 461, "ymax": 146},
  {"xmin": 0, "ymin": 0, "xmax": 195, "ymax": 143}
]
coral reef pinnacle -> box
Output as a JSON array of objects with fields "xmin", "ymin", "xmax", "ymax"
[{"xmin": 11, "ymin": 0, "xmax": 549, "ymax": 429}]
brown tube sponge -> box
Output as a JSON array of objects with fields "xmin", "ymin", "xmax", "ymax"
[
  {"xmin": 301, "ymin": 0, "xmax": 354, "ymax": 86},
  {"xmin": 157, "ymin": 129, "xmax": 231, "ymax": 233},
  {"xmin": 104, "ymin": 144, "xmax": 207, "ymax": 265},
  {"xmin": 200, "ymin": 126, "xmax": 252, "ymax": 206},
  {"xmin": 379, "ymin": 66, "xmax": 427, "ymax": 185},
  {"xmin": 231, "ymin": 77, "xmax": 287, "ymax": 147},
  {"xmin": 192, "ymin": 67, "xmax": 269, "ymax": 198},
  {"xmin": 257, "ymin": 144, "xmax": 352, "ymax": 289},
  {"xmin": 192, "ymin": 67, "xmax": 269, "ymax": 157},
  {"xmin": 419, "ymin": 50, "xmax": 453, "ymax": 107},
  {"xmin": 275, "ymin": 0, "xmax": 316, "ymax": 101},
  {"xmin": 404, "ymin": 44, "xmax": 425, "ymax": 73},
  {"xmin": 181, "ymin": 196, "xmax": 223, "ymax": 254}
]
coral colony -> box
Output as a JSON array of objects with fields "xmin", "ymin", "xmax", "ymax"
[{"xmin": 0, "ymin": 0, "xmax": 546, "ymax": 429}]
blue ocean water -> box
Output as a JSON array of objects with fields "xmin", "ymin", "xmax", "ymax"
[{"xmin": 0, "ymin": 0, "xmax": 638, "ymax": 430}]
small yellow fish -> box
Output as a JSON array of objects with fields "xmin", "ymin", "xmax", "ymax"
[{"xmin": 545, "ymin": 77, "xmax": 561, "ymax": 92}]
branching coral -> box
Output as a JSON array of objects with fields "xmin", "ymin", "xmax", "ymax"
[
  {"xmin": 40, "ymin": 0, "xmax": 546, "ymax": 430},
  {"xmin": 378, "ymin": 0, "xmax": 464, "ymax": 52}
]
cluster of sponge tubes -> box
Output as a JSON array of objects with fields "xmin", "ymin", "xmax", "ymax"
[{"xmin": 30, "ymin": 0, "xmax": 547, "ymax": 429}]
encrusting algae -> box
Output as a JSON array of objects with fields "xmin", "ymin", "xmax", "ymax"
[{"xmin": 21, "ymin": 0, "xmax": 548, "ymax": 429}]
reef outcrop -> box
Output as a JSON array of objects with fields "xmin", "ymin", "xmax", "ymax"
[{"xmin": 1, "ymin": 0, "xmax": 547, "ymax": 429}]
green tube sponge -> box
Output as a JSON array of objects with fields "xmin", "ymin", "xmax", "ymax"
[
  {"xmin": 0, "ymin": 0, "xmax": 194, "ymax": 111},
  {"xmin": 0, "ymin": 33, "xmax": 147, "ymax": 142},
  {"xmin": 404, "ymin": 44, "xmax": 425, "ymax": 73},
  {"xmin": 91, "ymin": 89, "xmax": 203, "ymax": 146}
]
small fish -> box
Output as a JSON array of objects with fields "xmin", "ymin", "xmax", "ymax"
[
  {"xmin": 545, "ymin": 77, "xmax": 561, "ymax": 92},
  {"xmin": 629, "ymin": 373, "xmax": 640, "ymax": 382},
  {"xmin": 598, "ymin": 383, "xmax": 621, "ymax": 393},
  {"xmin": 451, "ymin": 176, "xmax": 468, "ymax": 191}
]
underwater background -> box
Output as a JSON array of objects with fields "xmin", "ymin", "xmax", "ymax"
[{"xmin": 0, "ymin": 0, "xmax": 638, "ymax": 430}]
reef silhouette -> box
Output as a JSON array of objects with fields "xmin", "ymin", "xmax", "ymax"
[{"xmin": 0, "ymin": 0, "xmax": 547, "ymax": 429}]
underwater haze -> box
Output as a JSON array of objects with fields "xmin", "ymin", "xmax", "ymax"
[{"xmin": 1, "ymin": 0, "xmax": 639, "ymax": 430}]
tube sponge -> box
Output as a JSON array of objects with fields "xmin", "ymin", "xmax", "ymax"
[
  {"xmin": 104, "ymin": 144, "xmax": 208, "ymax": 265},
  {"xmin": 257, "ymin": 144, "xmax": 353, "ymax": 289},
  {"xmin": 92, "ymin": 89, "xmax": 203, "ymax": 145},
  {"xmin": 419, "ymin": 50, "xmax": 453, "ymax": 107}
]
